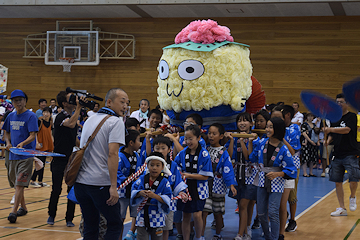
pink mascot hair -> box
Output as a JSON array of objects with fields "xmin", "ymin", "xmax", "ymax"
[{"xmin": 175, "ymin": 19, "xmax": 234, "ymax": 44}]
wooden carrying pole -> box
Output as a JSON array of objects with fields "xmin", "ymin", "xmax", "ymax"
[{"xmin": 140, "ymin": 131, "xmax": 255, "ymax": 139}]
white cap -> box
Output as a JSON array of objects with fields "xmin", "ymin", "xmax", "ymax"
[{"xmin": 145, "ymin": 155, "xmax": 172, "ymax": 176}]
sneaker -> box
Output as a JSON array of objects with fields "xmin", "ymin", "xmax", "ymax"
[
  {"xmin": 211, "ymin": 219, "xmax": 216, "ymax": 229},
  {"xmin": 200, "ymin": 237, "xmax": 205, "ymax": 240},
  {"xmin": 8, "ymin": 212, "xmax": 17, "ymax": 223},
  {"xmin": 66, "ymin": 221, "xmax": 75, "ymax": 227},
  {"xmin": 235, "ymin": 206, "xmax": 239, "ymax": 214},
  {"xmin": 175, "ymin": 234, "xmax": 183, "ymax": 240},
  {"xmin": 233, "ymin": 234, "xmax": 243, "ymax": 240},
  {"xmin": 247, "ymin": 226, "xmax": 252, "ymax": 238},
  {"xmin": 40, "ymin": 182, "xmax": 50, "ymax": 187},
  {"xmin": 16, "ymin": 207, "xmax": 28, "ymax": 216},
  {"xmin": 212, "ymin": 235, "xmax": 223, "ymax": 240},
  {"xmin": 321, "ymin": 172, "xmax": 326, "ymax": 177},
  {"xmin": 278, "ymin": 234, "xmax": 284, "ymax": 240},
  {"xmin": 10, "ymin": 194, "xmax": 15, "ymax": 205},
  {"xmin": 124, "ymin": 230, "xmax": 136, "ymax": 240},
  {"xmin": 47, "ymin": 216, "xmax": 55, "ymax": 225},
  {"xmin": 211, "ymin": 220, "xmax": 224, "ymax": 230},
  {"xmin": 243, "ymin": 234, "xmax": 251, "ymax": 240},
  {"xmin": 350, "ymin": 197, "xmax": 357, "ymax": 211},
  {"xmin": 331, "ymin": 207, "xmax": 347, "ymax": 216},
  {"xmin": 30, "ymin": 182, "xmax": 41, "ymax": 188},
  {"xmin": 285, "ymin": 219, "xmax": 297, "ymax": 232},
  {"xmin": 251, "ymin": 217, "xmax": 261, "ymax": 229}
]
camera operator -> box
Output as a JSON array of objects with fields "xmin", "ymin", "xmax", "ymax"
[{"xmin": 47, "ymin": 91, "xmax": 84, "ymax": 227}]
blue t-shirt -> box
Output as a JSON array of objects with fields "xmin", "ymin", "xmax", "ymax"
[{"xmin": 3, "ymin": 110, "xmax": 38, "ymax": 160}]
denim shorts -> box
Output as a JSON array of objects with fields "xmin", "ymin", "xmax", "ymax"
[
  {"xmin": 240, "ymin": 184, "xmax": 258, "ymax": 201},
  {"xmin": 329, "ymin": 155, "xmax": 360, "ymax": 183}
]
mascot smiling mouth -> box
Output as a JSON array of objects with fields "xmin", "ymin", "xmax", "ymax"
[{"xmin": 166, "ymin": 82, "xmax": 183, "ymax": 97}]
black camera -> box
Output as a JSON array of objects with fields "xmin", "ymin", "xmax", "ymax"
[{"xmin": 66, "ymin": 87, "xmax": 103, "ymax": 110}]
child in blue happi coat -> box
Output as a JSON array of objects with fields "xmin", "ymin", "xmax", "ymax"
[
  {"xmin": 131, "ymin": 152, "xmax": 173, "ymax": 240},
  {"xmin": 271, "ymin": 105, "xmax": 301, "ymax": 235},
  {"xmin": 153, "ymin": 135, "xmax": 188, "ymax": 240},
  {"xmin": 174, "ymin": 124, "xmax": 213, "ymax": 240},
  {"xmin": 226, "ymin": 113, "xmax": 258, "ymax": 240},
  {"xmin": 202, "ymin": 123, "xmax": 237, "ymax": 240},
  {"xmin": 250, "ymin": 117, "xmax": 297, "ymax": 240},
  {"xmin": 117, "ymin": 129, "xmax": 143, "ymax": 240}
]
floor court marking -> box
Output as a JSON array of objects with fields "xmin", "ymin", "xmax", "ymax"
[
  {"xmin": 0, "ymin": 202, "xmax": 67, "ymax": 220},
  {"xmin": 0, "ymin": 225, "xmax": 79, "ymax": 233},
  {"xmin": 0, "ymin": 194, "xmax": 67, "ymax": 211},
  {"xmin": 344, "ymin": 219, "xmax": 360, "ymax": 240},
  {"xmin": 0, "ymin": 214, "xmax": 82, "ymax": 238},
  {"xmin": 294, "ymin": 180, "xmax": 346, "ymax": 221},
  {"xmin": 0, "ymin": 180, "xmax": 53, "ymax": 191}
]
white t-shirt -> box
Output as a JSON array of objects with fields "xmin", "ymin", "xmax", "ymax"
[
  {"xmin": 76, "ymin": 113, "xmax": 125, "ymax": 186},
  {"xmin": 291, "ymin": 111, "xmax": 304, "ymax": 125},
  {"xmin": 130, "ymin": 109, "xmax": 150, "ymax": 128},
  {"xmin": 87, "ymin": 110, "xmax": 96, "ymax": 117}
]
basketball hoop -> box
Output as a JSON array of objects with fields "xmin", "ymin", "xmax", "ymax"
[{"xmin": 59, "ymin": 57, "xmax": 75, "ymax": 72}]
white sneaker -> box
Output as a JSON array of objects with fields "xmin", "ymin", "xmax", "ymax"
[
  {"xmin": 233, "ymin": 234, "xmax": 243, "ymax": 240},
  {"xmin": 243, "ymin": 234, "xmax": 251, "ymax": 240},
  {"xmin": 331, "ymin": 207, "xmax": 347, "ymax": 216},
  {"xmin": 349, "ymin": 197, "xmax": 357, "ymax": 211},
  {"xmin": 30, "ymin": 182, "xmax": 41, "ymax": 188},
  {"xmin": 200, "ymin": 237, "xmax": 205, "ymax": 240},
  {"xmin": 40, "ymin": 182, "xmax": 50, "ymax": 187},
  {"xmin": 10, "ymin": 194, "xmax": 15, "ymax": 204},
  {"xmin": 247, "ymin": 226, "xmax": 252, "ymax": 238}
]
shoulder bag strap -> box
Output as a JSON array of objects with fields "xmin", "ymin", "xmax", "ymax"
[{"xmin": 83, "ymin": 115, "xmax": 112, "ymax": 149}]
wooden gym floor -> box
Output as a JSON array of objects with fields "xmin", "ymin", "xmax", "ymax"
[{"xmin": 0, "ymin": 160, "xmax": 359, "ymax": 240}]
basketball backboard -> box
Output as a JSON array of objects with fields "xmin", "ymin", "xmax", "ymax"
[{"xmin": 45, "ymin": 31, "xmax": 99, "ymax": 66}]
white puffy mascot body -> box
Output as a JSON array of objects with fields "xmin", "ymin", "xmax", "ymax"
[{"xmin": 157, "ymin": 19, "xmax": 265, "ymax": 130}]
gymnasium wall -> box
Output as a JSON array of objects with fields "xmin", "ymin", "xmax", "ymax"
[{"xmin": 1, "ymin": 17, "xmax": 360, "ymax": 112}]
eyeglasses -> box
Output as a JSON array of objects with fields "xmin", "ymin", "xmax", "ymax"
[
  {"xmin": 183, "ymin": 121, "xmax": 196, "ymax": 126},
  {"xmin": 336, "ymin": 101, "xmax": 346, "ymax": 104}
]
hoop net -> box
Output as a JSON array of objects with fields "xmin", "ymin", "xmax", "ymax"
[{"xmin": 59, "ymin": 58, "xmax": 75, "ymax": 72}]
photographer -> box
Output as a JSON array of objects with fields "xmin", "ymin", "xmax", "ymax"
[{"xmin": 47, "ymin": 91, "xmax": 84, "ymax": 227}]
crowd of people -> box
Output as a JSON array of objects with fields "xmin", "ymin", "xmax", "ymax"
[{"xmin": 1, "ymin": 88, "xmax": 359, "ymax": 240}]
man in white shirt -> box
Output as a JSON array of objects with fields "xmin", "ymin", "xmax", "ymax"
[
  {"xmin": 87, "ymin": 102, "xmax": 100, "ymax": 117},
  {"xmin": 74, "ymin": 88, "xmax": 129, "ymax": 239},
  {"xmin": 291, "ymin": 102, "xmax": 303, "ymax": 126},
  {"xmin": 130, "ymin": 99, "xmax": 150, "ymax": 129}
]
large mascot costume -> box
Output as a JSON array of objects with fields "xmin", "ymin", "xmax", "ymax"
[{"xmin": 157, "ymin": 19, "xmax": 265, "ymax": 130}]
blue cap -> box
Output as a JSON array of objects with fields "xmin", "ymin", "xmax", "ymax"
[{"xmin": 10, "ymin": 89, "xmax": 26, "ymax": 99}]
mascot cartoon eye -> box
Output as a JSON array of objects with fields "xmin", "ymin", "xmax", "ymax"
[
  {"xmin": 177, "ymin": 60, "xmax": 204, "ymax": 81},
  {"xmin": 158, "ymin": 60, "xmax": 169, "ymax": 80}
]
